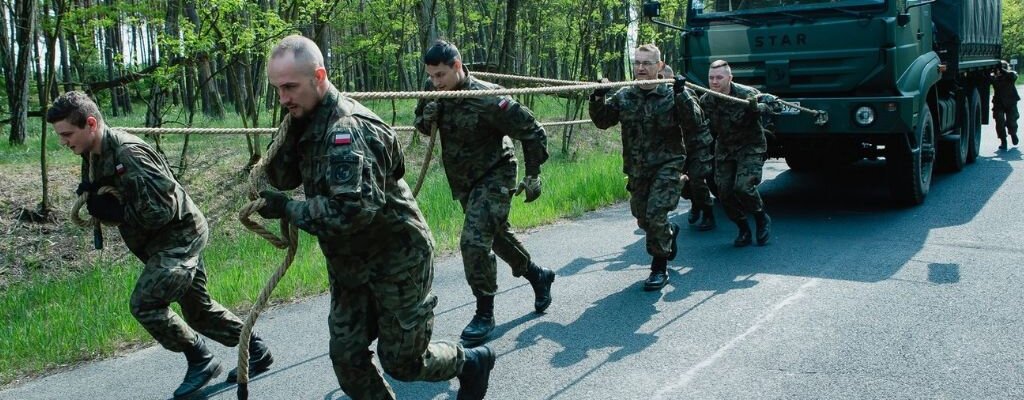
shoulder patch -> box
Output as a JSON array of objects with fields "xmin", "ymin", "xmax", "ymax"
[
  {"xmin": 115, "ymin": 163, "xmax": 126, "ymax": 175},
  {"xmin": 498, "ymin": 98, "xmax": 512, "ymax": 111},
  {"xmin": 334, "ymin": 132, "xmax": 352, "ymax": 145}
]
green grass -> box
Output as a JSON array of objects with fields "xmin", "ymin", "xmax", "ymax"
[{"xmin": 0, "ymin": 122, "xmax": 626, "ymax": 385}]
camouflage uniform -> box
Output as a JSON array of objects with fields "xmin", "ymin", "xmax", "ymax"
[
  {"xmin": 589, "ymin": 83, "xmax": 703, "ymax": 257},
  {"xmin": 992, "ymin": 69, "xmax": 1020, "ymax": 140},
  {"xmin": 81, "ymin": 128, "xmax": 243, "ymax": 353},
  {"xmin": 265, "ymin": 86, "xmax": 462, "ymax": 399},
  {"xmin": 681, "ymin": 90, "xmax": 716, "ymax": 212},
  {"xmin": 700, "ymin": 82, "xmax": 768, "ymax": 221},
  {"xmin": 413, "ymin": 68, "xmax": 549, "ymax": 297}
]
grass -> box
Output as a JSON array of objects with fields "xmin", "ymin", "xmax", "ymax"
[{"xmin": 0, "ymin": 97, "xmax": 625, "ymax": 385}]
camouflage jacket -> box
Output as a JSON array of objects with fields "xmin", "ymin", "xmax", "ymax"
[
  {"xmin": 82, "ymin": 127, "xmax": 207, "ymax": 265},
  {"xmin": 414, "ymin": 68, "xmax": 549, "ymax": 201},
  {"xmin": 992, "ymin": 70, "xmax": 1021, "ymax": 108},
  {"xmin": 589, "ymin": 83, "xmax": 703, "ymax": 178},
  {"xmin": 699, "ymin": 82, "xmax": 768, "ymax": 157},
  {"xmin": 266, "ymin": 85, "xmax": 434, "ymax": 280}
]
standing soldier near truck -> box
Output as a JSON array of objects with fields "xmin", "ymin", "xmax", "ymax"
[
  {"xmin": 700, "ymin": 60, "xmax": 774, "ymax": 247},
  {"xmin": 992, "ymin": 60, "xmax": 1020, "ymax": 150},
  {"xmin": 589, "ymin": 44, "xmax": 707, "ymax": 290},
  {"xmin": 414, "ymin": 40, "xmax": 556, "ymax": 346}
]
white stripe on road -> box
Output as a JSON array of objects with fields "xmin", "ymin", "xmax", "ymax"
[{"xmin": 654, "ymin": 278, "xmax": 822, "ymax": 399}]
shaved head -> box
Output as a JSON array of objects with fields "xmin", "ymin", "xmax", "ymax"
[{"xmin": 270, "ymin": 35, "xmax": 325, "ymax": 76}]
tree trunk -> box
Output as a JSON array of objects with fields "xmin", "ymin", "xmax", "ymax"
[
  {"xmin": 185, "ymin": 0, "xmax": 225, "ymax": 118},
  {"xmin": 499, "ymin": 0, "xmax": 519, "ymax": 73},
  {"xmin": 9, "ymin": 0, "xmax": 37, "ymax": 145}
]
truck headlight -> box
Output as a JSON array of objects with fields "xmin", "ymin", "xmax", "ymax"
[{"xmin": 854, "ymin": 106, "xmax": 875, "ymax": 126}]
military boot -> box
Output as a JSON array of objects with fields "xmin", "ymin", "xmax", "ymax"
[
  {"xmin": 226, "ymin": 333, "xmax": 275, "ymax": 383},
  {"xmin": 643, "ymin": 257, "xmax": 669, "ymax": 291},
  {"xmin": 1011, "ymin": 129, "xmax": 1020, "ymax": 146},
  {"xmin": 457, "ymin": 345, "xmax": 496, "ymax": 400},
  {"xmin": 524, "ymin": 262, "xmax": 555, "ymax": 313},
  {"xmin": 697, "ymin": 206, "xmax": 716, "ymax": 232},
  {"xmin": 687, "ymin": 207, "xmax": 702, "ymax": 225},
  {"xmin": 754, "ymin": 211, "xmax": 772, "ymax": 246},
  {"xmin": 733, "ymin": 218, "xmax": 753, "ymax": 247},
  {"xmin": 1000, "ymin": 137, "xmax": 1008, "ymax": 150},
  {"xmin": 460, "ymin": 295, "xmax": 495, "ymax": 345},
  {"xmin": 667, "ymin": 223, "xmax": 680, "ymax": 261},
  {"xmin": 173, "ymin": 336, "xmax": 223, "ymax": 399}
]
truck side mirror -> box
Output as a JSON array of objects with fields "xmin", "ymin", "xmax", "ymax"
[{"xmin": 642, "ymin": 1, "xmax": 661, "ymax": 18}]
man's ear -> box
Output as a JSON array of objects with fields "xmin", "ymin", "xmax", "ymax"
[
  {"xmin": 315, "ymin": 66, "xmax": 327, "ymax": 82},
  {"xmin": 86, "ymin": 116, "xmax": 98, "ymax": 132},
  {"xmin": 453, "ymin": 59, "xmax": 462, "ymax": 71}
]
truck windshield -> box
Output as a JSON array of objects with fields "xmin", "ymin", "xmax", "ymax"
[{"xmin": 690, "ymin": 0, "xmax": 885, "ymax": 17}]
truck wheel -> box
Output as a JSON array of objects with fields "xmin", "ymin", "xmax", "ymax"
[
  {"xmin": 784, "ymin": 152, "xmax": 820, "ymax": 172},
  {"xmin": 888, "ymin": 104, "xmax": 936, "ymax": 206},
  {"xmin": 938, "ymin": 101, "xmax": 969, "ymax": 172},
  {"xmin": 966, "ymin": 88, "xmax": 982, "ymax": 163}
]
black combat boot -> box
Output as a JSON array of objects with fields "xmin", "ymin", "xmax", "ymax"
[
  {"xmin": 173, "ymin": 336, "xmax": 223, "ymax": 399},
  {"xmin": 697, "ymin": 206, "xmax": 716, "ymax": 232},
  {"xmin": 1011, "ymin": 129, "xmax": 1020, "ymax": 146},
  {"xmin": 226, "ymin": 333, "xmax": 275, "ymax": 383},
  {"xmin": 643, "ymin": 257, "xmax": 669, "ymax": 291},
  {"xmin": 524, "ymin": 262, "xmax": 555, "ymax": 313},
  {"xmin": 687, "ymin": 207, "xmax": 702, "ymax": 225},
  {"xmin": 667, "ymin": 223, "xmax": 680, "ymax": 261},
  {"xmin": 1000, "ymin": 137, "xmax": 1008, "ymax": 150},
  {"xmin": 460, "ymin": 295, "xmax": 495, "ymax": 345},
  {"xmin": 457, "ymin": 345, "xmax": 496, "ymax": 400},
  {"xmin": 754, "ymin": 211, "xmax": 771, "ymax": 246},
  {"xmin": 733, "ymin": 218, "xmax": 753, "ymax": 247}
]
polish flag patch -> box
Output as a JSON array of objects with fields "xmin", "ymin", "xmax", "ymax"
[
  {"xmin": 115, "ymin": 163, "xmax": 126, "ymax": 175},
  {"xmin": 498, "ymin": 98, "xmax": 511, "ymax": 111},
  {"xmin": 334, "ymin": 133, "xmax": 352, "ymax": 145}
]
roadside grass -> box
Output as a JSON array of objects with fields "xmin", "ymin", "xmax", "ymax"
[{"xmin": 0, "ymin": 96, "xmax": 624, "ymax": 385}]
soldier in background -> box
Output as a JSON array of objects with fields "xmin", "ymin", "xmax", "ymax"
[
  {"xmin": 47, "ymin": 91, "xmax": 274, "ymax": 399},
  {"xmin": 414, "ymin": 40, "xmax": 556, "ymax": 346},
  {"xmin": 259, "ymin": 35, "xmax": 493, "ymax": 399},
  {"xmin": 700, "ymin": 59, "xmax": 774, "ymax": 247},
  {"xmin": 992, "ymin": 60, "xmax": 1020, "ymax": 150},
  {"xmin": 663, "ymin": 63, "xmax": 716, "ymax": 231},
  {"xmin": 589, "ymin": 44, "xmax": 706, "ymax": 291}
]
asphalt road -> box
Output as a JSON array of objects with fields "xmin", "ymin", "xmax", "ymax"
[{"xmin": 4, "ymin": 123, "xmax": 1024, "ymax": 400}]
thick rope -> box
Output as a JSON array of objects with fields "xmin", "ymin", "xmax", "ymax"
[
  {"xmin": 115, "ymin": 119, "xmax": 593, "ymax": 136},
  {"xmin": 470, "ymin": 71, "xmax": 586, "ymax": 86},
  {"xmin": 412, "ymin": 122, "xmax": 438, "ymax": 197}
]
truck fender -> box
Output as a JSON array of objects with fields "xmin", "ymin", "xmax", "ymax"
[{"xmin": 896, "ymin": 51, "xmax": 942, "ymax": 120}]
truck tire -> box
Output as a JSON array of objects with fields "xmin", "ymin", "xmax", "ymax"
[
  {"xmin": 887, "ymin": 104, "xmax": 936, "ymax": 206},
  {"xmin": 938, "ymin": 101, "xmax": 969, "ymax": 172},
  {"xmin": 966, "ymin": 88, "xmax": 983, "ymax": 163},
  {"xmin": 784, "ymin": 151, "xmax": 820, "ymax": 172}
]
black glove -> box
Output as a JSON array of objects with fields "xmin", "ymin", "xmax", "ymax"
[
  {"xmin": 76, "ymin": 181, "xmax": 98, "ymax": 196},
  {"xmin": 673, "ymin": 74, "xmax": 688, "ymax": 95},
  {"xmin": 258, "ymin": 190, "xmax": 291, "ymax": 220},
  {"xmin": 592, "ymin": 81, "xmax": 611, "ymax": 99},
  {"xmin": 86, "ymin": 192, "xmax": 124, "ymax": 222}
]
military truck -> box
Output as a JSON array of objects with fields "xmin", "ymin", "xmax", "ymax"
[{"xmin": 645, "ymin": 0, "xmax": 1002, "ymax": 205}]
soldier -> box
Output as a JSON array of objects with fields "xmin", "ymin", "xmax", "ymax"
[
  {"xmin": 47, "ymin": 91, "xmax": 274, "ymax": 399},
  {"xmin": 588, "ymin": 44, "xmax": 706, "ymax": 290},
  {"xmin": 414, "ymin": 40, "xmax": 556, "ymax": 345},
  {"xmin": 662, "ymin": 64, "xmax": 716, "ymax": 231},
  {"xmin": 700, "ymin": 60, "xmax": 774, "ymax": 247},
  {"xmin": 992, "ymin": 60, "xmax": 1020, "ymax": 150},
  {"xmin": 258, "ymin": 35, "xmax": 493, "ymax": 399}
]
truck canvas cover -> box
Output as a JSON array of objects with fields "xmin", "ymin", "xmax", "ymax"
[{"xmin": 933, "ymin": 0, "xmax": 1001, "ymax": 65}]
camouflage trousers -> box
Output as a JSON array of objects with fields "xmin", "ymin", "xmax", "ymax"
[
  {"xmin": 129, "ymin": 231, "xmax": 243, "ymax": 352},
  {"xmin": 328, "ymin": 248, "xmax": 463, "ymax": 400},
  {"xmin": 715, "ymin": 151, "xmax": 766, "ymax": 221},
  {"xmin": 682, "ymin": 148, "xmax": 714, "ymax": 210},
  {"xmin": 458, "ymin": 166, "xmax": 532, "ymax": 297},
  {"xmin": 993, "ymin": 103, "xmax": 1020, "ymax": 139},
  {"xmin": 628, "ymin": 161, "xmax": 685, "ymax": 258}
]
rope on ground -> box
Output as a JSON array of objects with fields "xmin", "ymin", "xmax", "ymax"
[{"xmin": 235, "ymin": 128, "xmax": 298, "ymax": 400}]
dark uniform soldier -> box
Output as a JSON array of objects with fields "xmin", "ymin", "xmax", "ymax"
[
  {"xmin": 663, "ymin": 64, "xmax": 716, "ymax": 231},
  {"xmin": 414, "ymin": 40, "xmax": 556, "ymax": 345},
  {"xmin": 258, "ymin": 35, "xmax": 493, "ymax": 400},
  {"xmin": 588, "ymin": 44, "xmax": 706, "ymax": 291},
  {"xmin": 700, "ymin": 60, "xmax": 774, "ymax": 247},
  {"xmin": 992, "ymin": 60, "xmax": 1020, "ymax": 150},
  {"xmin": 47, "ymin": 91, "xmax": 274, "ymax": 399}
]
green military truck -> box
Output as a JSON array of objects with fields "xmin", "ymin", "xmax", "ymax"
[{"xmin": 646, "ymin": 0, "xmax": 1002, "ymax": 205}]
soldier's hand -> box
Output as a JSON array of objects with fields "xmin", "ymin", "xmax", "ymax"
[
  {"xmin": 76, "ymin": 181, "xmax": 98, "ymax": 196},
  {"xmin": 515, "ymin": 175, "xmax": 542, "ymax": 203},
  {"xmin": 591, "ymin": 78, "xmax": 611, "ymax": 99},
  {"xmin": 422, "ymin": 101, "xmax": 441, "ymax": 123},
  {"xmin": 749, "ymin": 98, "xmax": 770, "ymax": 113},
  {"xmin": 680, "ymin": 173, "xmax": 690, "ymax": 183},
  {"xmin": 673, "ymin": 74, "xmax": 688, "ymax": 96},
  {"xmin": 86, "ymin": 192, "xmax": 124, "ymax": 222},
  {"xmin": 258, "ymin": 190, "xmax": 291, "ymax": 220}
]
